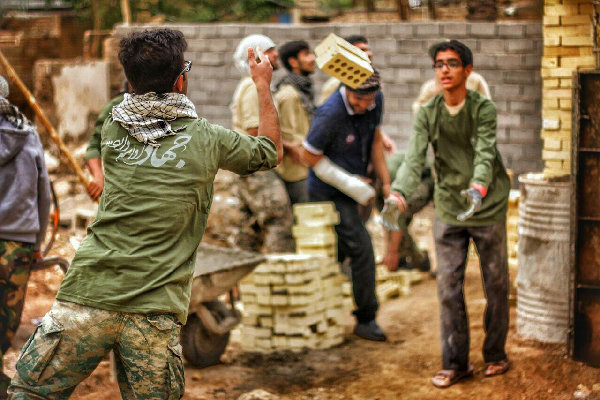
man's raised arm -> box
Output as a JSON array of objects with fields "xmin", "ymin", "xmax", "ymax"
[{"xmin": 248, "ymin": 47, "xmax": 283, "ymax": 163}]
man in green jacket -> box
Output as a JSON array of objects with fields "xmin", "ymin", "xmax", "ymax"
[
  {"xmin": 9, "ymin": 29, "xmax": 282, "ymax": 399},
  {"xmin": 389, "ymin": 40, "xmax": 510, "ymax": 388}
]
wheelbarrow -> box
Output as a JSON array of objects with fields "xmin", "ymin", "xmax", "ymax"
[{"xmin": 180, "ymin": 243, "xmax": 265, "ymax": 368}]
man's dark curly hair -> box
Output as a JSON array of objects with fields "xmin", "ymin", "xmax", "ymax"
[
  {"xmin": 118, "ymin": 29, "xmax": 187, "ymax": 94},
  {"xmin": 344, "ymin": 35, "xmax": 368, "ymax": 45},
  {"xmin": 428, "ymin": 39, "xmax": 473, "ymax": 67},
  {"xmin": 279, "ymin": 40, "xmax": 310, "ymax": 72}
]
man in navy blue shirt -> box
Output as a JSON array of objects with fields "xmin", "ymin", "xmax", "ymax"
[{"xmin": 301, "ymin": 70, "xmax": 391, "ymax": 341}]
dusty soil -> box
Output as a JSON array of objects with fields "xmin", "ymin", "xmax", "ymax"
[{"xmin": 5, "ymin": 207, "xmax": 599, "ymax": 400}]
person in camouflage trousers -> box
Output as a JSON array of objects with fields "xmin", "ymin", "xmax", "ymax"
[
  {"xmin": 11, "ymin": 301, "xmax": 183, "ymax": 399},
  {"xmin": 376, "ymin": 152, "xmax": 433, "ymax": 272},
  {"xmin": 231, "ymin": 35, "xmax": 294, "ymax": 253},
  {"xmin": 9, "ymin": 29, "xmax": 283, "ymax": 399},
  {"xmin": 0, "ymin": 75, "xmax": 51, "ymax": 399},
  {"xmin": 234, "ymin": 171, "xmax": 295, "ymax": 253}
]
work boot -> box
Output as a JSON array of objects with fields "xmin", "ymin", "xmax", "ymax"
[
  {"xmin": 354, "ymin": 320, "xmax": 387, "ymax": 342},
  {"xmin": 0, "ymin": 372, "xmax": 10, "ymax": 399},
  {"xmin": 417, "ymin": 251, "xmax": 431, "ymax": 272}
]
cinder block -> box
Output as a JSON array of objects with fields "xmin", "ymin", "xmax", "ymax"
[
  {"xmin": 508, "ymin": 39, "xmax": 535, "ymax": 53},
  {"xmin": 498, "ymin": 24, "xmax": 526, "ymax": 38},
  {"xmin": 442, "ymin": 23, "xmax": 468, "ymax": 37},
  {"xmin": 469, "ymin": 23, "xmax": 497, "ymax": 37},
  {"xmin": 389, "ymin": 24, "xmax": 415, "ymax": 37},
  {"xmin": 218, "ymin": 24, "xmax": 243, "ymax": 37},
  {"xmin": 361, "ymin": 24, "xmax": 389, "ymax": 37},
  {"xmin": 414, "ymin": 22, "xmax": 441, "ymax": 37}
]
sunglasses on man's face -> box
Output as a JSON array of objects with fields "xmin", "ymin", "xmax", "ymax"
[
  {"xmin": 173, "ymin": 60, "xmax": 192, "ymax": 87},
  {"xmin": 432, "ymin": 59, "xmax": 462, "ymax": 70}
]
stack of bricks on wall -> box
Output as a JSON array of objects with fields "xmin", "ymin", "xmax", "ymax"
[
  {"xmin": 541, "ymin": 0, "xmax": 594, "ymax": 178},
  {"xmin": 239, "ymin": 203, "xmax": 349, "ymax": 353}
]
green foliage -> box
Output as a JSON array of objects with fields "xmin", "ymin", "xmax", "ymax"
[{"xmin": 71, "ymin": 0, "xmax": 295, "ymax": 28}]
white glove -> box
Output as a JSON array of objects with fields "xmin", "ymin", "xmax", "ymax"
[{"xmin": 313, "ymin": 157, "xmax": 375, "ymax": 205}]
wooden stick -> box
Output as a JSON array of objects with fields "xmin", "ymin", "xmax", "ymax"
[
  {"xmin": 0, "ymin": 49, "xmax": 90, "ymax": 187},
  {"xmin": 121, "ymin": 0, "xmax": 132, "ymax": 25}
]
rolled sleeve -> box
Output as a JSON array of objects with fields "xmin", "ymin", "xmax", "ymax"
[
  {"xmin": 216, "ymin": 125, "xmax": 278, "ymax": 174},
  {"xmin": 392, "ymin": 108, "xmax": 429, "ymax": 198}
]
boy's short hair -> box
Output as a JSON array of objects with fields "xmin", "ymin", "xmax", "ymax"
[
  {"xmin": 344, "ymin": 35, "xmax": 368, "ymax": 45},
  {"xmin": 118, "ymin": 29, "xmax": 187, "ymax": 94},
  {"xmin": 428, "ymin": 39, "xmax": 473, "ymax": 67},
  {"xmin": 279, "ymin": 40, "xmax": 310, "ymax": 72}
]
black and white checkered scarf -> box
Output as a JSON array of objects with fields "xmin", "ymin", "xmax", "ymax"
[
  {"xmin": 0, "ymin": 97, "xmax": 29, "ymax": 129},
  {"xmin": 276, "ymin": 73, "xmax": 315, "ymax": 118},
  {"xmin": 112, "ymin": 92, "xmax": 198, "ymax": 147}
]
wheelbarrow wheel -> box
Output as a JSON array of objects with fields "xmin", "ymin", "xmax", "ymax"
[{"xmin": 181, "ymin": 300, "xmax": 231, "ymax": 368}]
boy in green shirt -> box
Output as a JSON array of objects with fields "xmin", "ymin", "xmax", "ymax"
[
  {"xmin": 9, "ymin": 29, "xmax": 282, "ymax": 399},
  {"xmin": 390, "ymin": 40, "xmax": 510, "ymax": 388}
]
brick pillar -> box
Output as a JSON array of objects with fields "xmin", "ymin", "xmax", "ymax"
[{"xmin": 541, "ymin": 0, "xmax": 594, "ymax": 178}]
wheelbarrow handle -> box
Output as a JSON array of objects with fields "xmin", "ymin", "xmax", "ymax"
[{"xmin": 33, "ymin": 257, "xmax": 69, "ymax": 274}]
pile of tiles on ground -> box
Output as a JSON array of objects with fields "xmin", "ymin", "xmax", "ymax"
[
  {"xmin": 374, "ymin": 266, "xmax": 426, "ymax": 301},
  {"xmin": 238, "ymin": 202, "xmax": 351, "ymax": 353}
]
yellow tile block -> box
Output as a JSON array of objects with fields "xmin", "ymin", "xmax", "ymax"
[
  {"xmin": 559, "ymin": 98, "xmax": 572, "ymax": 110},
  {"xmin": 560, "ymin": 78, "xmax": 573, "ymax": 88},
  {"xmin": 542, "ymin": 97, "xmax": 560, "ymax": 109},
  {"xmin": 560, "ymin": 55, "xmax": 595, "ymax": 68},
  {"xmin": 561, "ymin": 15, "xmax": 592, "ymax": 25},
  {"xmin": 544, "ymin": 36, "xmax": 561, "ymax": 47},
  {"xmin": 544, "ymin": 4, "xmax": 579, "ymax": 15},
  {"xmin": 544, "ymin": 88, "xmax": 572, "ymax": 98},
  {"xmin": 544, "ymin": 160, "xmax": 564, "ymax": 170},
  {"xmin": 544, "ymin": 137, "xmax": 562, "ymax": 151},
  {"xmin": 542, "ymin": 109, "xmax": 571, "ymax": 121},
  {"xmin": 562, "ymin": 36, "xmax": 593, "ymax": 47},
  {"xmin": 544, "ymin": 15, "xmax": 561, "ymax": 25},
  {"xmin": 315, "ymin": 33, "xmax": 373, "ymax": 89},
  {"xmin": 542, "ymin": 149, "xmax": 571, "ymax": 161},
  {"xmin": 542, "ymin": 57, "xmax": 559, "ymax": 68},
  {"xmin": 541, "ymin": 129, "xmax": 571, "ymax": 140},
  {"xmin": 544, "ymin": 46, "xmax": 584, "ymax": 57},
  {"xmin": 544, "ymin": 25, "xmax": 592, "ymax": 38},
  {"xmin": 541, "ymin": 67, "xmax": 576, "ymax": 78},
  {"xmin": 543, "ymin": 78, "xmax": 560, "ymax": 88}
]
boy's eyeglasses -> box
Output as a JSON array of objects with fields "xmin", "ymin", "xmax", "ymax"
[
  {"xmin": 173, "ymin": 60, "xmax": 192, "ymax": 86},
  {"xmin": 432, "ymin": 60, "xmax": 462, "ymax": 70}
]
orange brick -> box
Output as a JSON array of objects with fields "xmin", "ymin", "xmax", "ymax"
[{"xmin": 543, "ymin": 46, "xmax": 586, "ymax": 56}]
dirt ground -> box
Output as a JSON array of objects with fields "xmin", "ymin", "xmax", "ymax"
[{"xmin": 5, "ymin": 206, "xmax": 599, "ymax": 400}]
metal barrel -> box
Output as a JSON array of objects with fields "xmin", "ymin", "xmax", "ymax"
[{"xmin": 516, "ymin": 173, "xmax": 570, "ymax": 343}]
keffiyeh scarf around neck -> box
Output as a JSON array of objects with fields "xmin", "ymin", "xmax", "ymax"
[
  {"xmin": 0, "ymin": 97, "xmax": 30, "ymax": 129},
  {"xmin": 276, "ymin": 73, "xmax": 315, "ymax": 118},
  {"xmin": 111, "ymin": 92, "xmax": 198, "ymax": 147}
]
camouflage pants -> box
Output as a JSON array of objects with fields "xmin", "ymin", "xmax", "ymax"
[
  {"xmin": 9, "ymin": 300, "xmax": 184, "ymax": 400},
  {"xmin": 433, "ymin": 217, "xmax": 509, "ymax": 371},
  {"xmin": 0, "ymin": 240, "xmax": 34, "ymax": 371},
  {"xmin": 234, "ymin": 170, "xmax": 294, "ymax": 253}
]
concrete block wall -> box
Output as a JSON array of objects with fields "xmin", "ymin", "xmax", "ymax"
[
  {"xmin": 542, "ymin": 0, "xmax": 594, "ymax": 178},
  {"xmin": 114, "ymin": 21, "xmax": 544, "ymax": 178}
]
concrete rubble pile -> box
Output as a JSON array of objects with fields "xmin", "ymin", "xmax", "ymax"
[{"xmin": 239, "ymin": 203, "xmax": 351, "ymax": 353}]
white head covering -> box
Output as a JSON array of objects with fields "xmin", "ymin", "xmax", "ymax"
[
  {"xmin": 0, "ymin": 76, "xmax": 9, "ymax": 99},
  {"xmin": 233, "ymin": 34, "xmax": 276, "ymax": 75}
]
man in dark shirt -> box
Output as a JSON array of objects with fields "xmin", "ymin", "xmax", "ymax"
[{"xmin": 301, "ymin": 70, "xmax": 390, "ymax": 342}]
